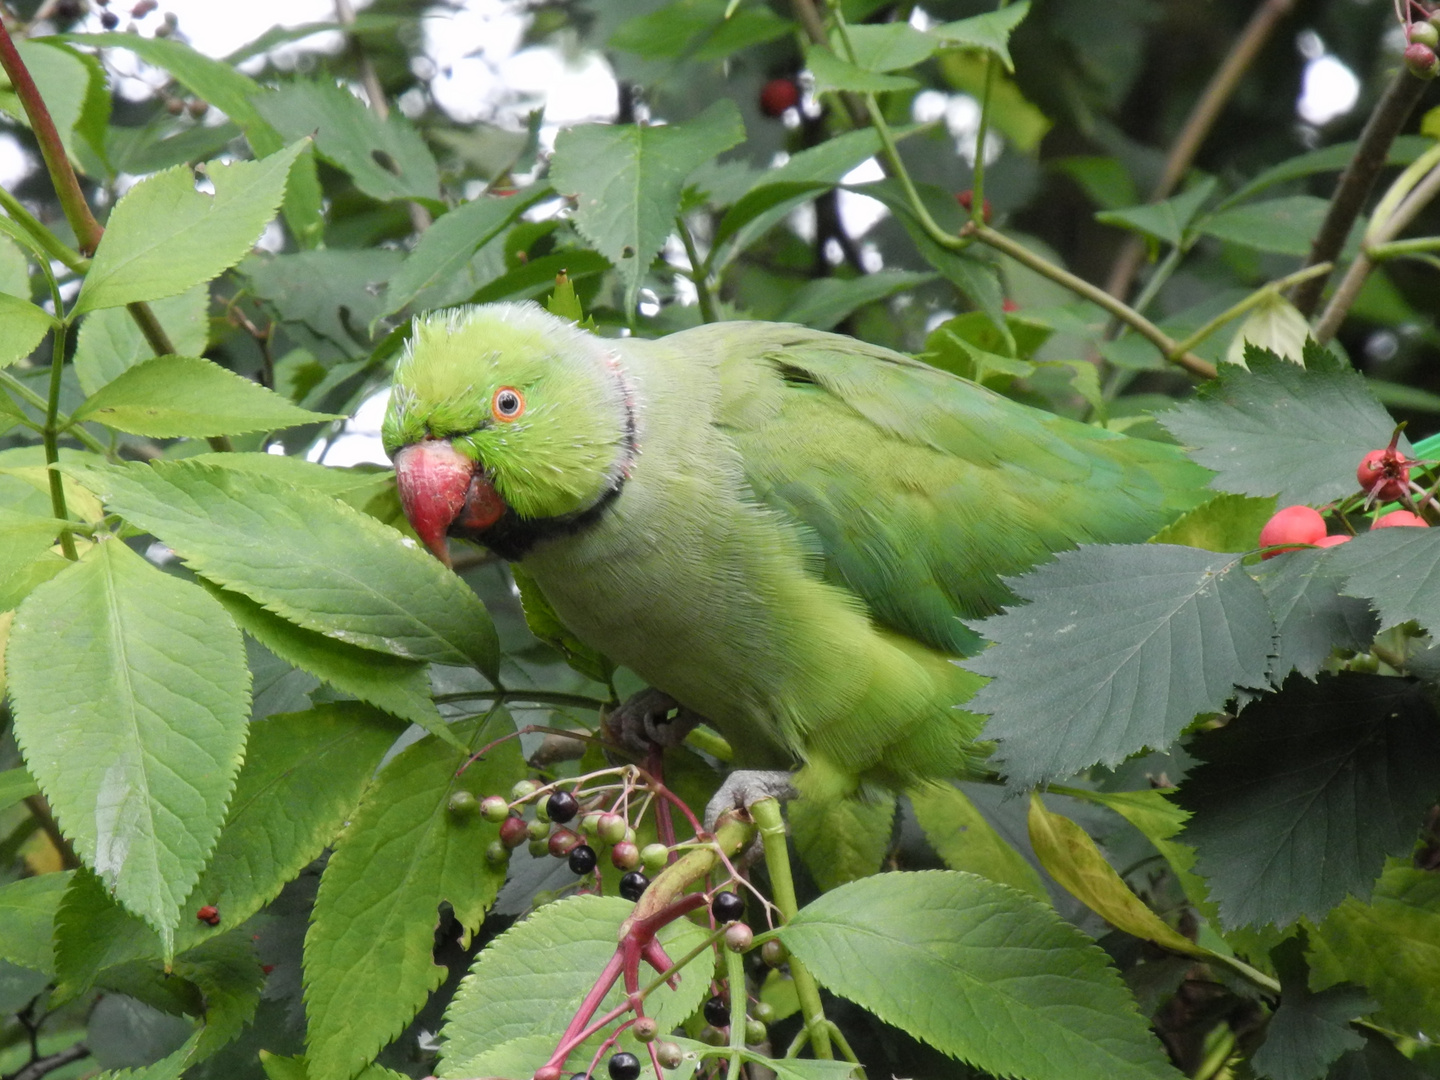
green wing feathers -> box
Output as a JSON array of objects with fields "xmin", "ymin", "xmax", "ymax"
[{"xmin": 705, "ymin": 323, "xmax": 1212, "ymax": 656}]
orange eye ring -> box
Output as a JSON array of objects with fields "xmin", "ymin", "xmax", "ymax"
[{"xmin": 491, "ymin": 386, "xmax": 525, "ymax": 422}]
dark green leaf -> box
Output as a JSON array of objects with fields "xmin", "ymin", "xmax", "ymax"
[
  {"xmin": 254, "ymin": 81, "xmax": 440, "ymax": 204},
  {"xmin": 1324, "ymin": 1034, "xmax": 1431, "ymax": 1080},
  {"xmin": 780, "ymin": 871, "xmax": 1181, "ymax": 1080},
  {"xmin": 1160, "ymin": 345, "xmax": 1404, "ymax": 507},
  {"xmin": 303, "ymin": 712, "xmax": 518, "ymax": 1080},
  {"xmin": 550, "ymin": 101, "xmax": 745, "ymax": 312},
  {"xmin": 909, "ymin": 783, "xmax": 1047, "ymax": 900},
  {"xmin": 72, "ymin": 356, "xmax": 340, "ymax": 438},
  {"xmin": 789, "ymin": 791, "xmax": 895, "ymax": 893},
  {"xmin": 1201, "ymin": 196, "xmax": 1333, "ymax": 256},
  {"xmin": 75, "ymin": 140, "xmax": 308, "ymax": 314},
  {"xmin": 841, "ymin": 23, "xmax": 937, "ymax": 72},
  {"xmin": 609, "ymin": 0, "xmax": 792, "ymax": 62},
  {"xmin": 1329, "ymin": 527, "xmax": 1440, "ymax": 639},
  {"xmin": 8, "ymin": 540, "xmax": 250, "ymax": 952},
  {"xmin": 1220, "ymin": 136, "xmax": 1431, "ymax": 209},
  {"xmin": 1178, "ymin": 674, "xmax": 1440, "ymax": 928},
  {"xmin": 468, "ymin": 249, "xmax": 612, "ymax": 307},
  {"xmin": 966, "ymin": 545, "xmax": 1273, "ymax": 788},
  {"xmin": 1255, "ymin": 550, "xmax": 1377, "ymax": 682},
  {"xmin": 1252, "ymin": 938, "xmax": 1371, "ymax": 1080},
  {"xmin": 776, "ymin": 270, "xmax": 935, "ymax": 330},
  {"xmin": 0, "ymin": 871, "xmax": 72, "ymax": 974},
  {"xmin": 1096, "ymin": 179, "xmax": 1217, "ymax": 248},
  {"xmin": 242, "ymin": 248, "xmax": 405, "ymax": 351},
  {"xmin": 74, "ymin": 460, "xmax": 498, "ymax": 675}
]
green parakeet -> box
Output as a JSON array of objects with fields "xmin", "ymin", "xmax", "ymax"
[{"xmin": 382, "ymin": 302, "xmax": 1209, "ymax": 798}]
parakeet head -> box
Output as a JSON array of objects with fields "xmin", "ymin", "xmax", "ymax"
[{"xmin": 382, "ymin": 302, "xmax": 635, "ymax": 563}]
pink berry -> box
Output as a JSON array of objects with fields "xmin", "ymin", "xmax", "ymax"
[
  {"xmin": 1404, "ymin": 41, "xmax": 1439, "ymax": 78},
  {"xmin": 1357, "ymin": 448, "xmax": 1410, "ymax": 501},
  {"xmin": 1374, "ymin": 510, "xmax": 1428, "ymax": 528},
  {"xmin": 1313, "ymin": 535, "xmax": 1351, "ymax": 547},
  {"xmin": 498, "ymin": 815, "xmax": 528, "ymax": 849},
  {"xmin": 759, "ymin": 78, "xmax": 800, "ymax": 117},
  {"xmin": 956, "ymin": 189, "xmax": 993, "ymax": 224},
  {"xmin": 1258, "ymin": 505, "xmax": 1326, "ymax": 558}
]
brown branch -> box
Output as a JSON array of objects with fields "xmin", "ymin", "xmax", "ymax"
[
  {"xmin": 788, "ymin": 0, "xmax": 870, "ymax": 130},
  {"xmin": 1104, "ymin": 0, "xmax": 1297, "ymax": 304},
  {"xmin": 7, "ymin": 1042, "xmax": 90, "ymax": 1080},
  {"xmin": 1290, "ymin": 67, "xmax": 1431, "ymax": 316},
  {"xmin": 0, "ymin": 20, "xmax": 103, "ymax": 253}
]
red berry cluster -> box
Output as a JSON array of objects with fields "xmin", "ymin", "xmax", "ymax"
[
  {"xmin": 195, "ymin": 904, "xmax": 220, "ymax": 926},
  {"xmin": 1402, "ymin": 10, "xmax": 1440, "ymax": 78},
  {"xmin": 1258, "ymin": 434, "xmax": 1430, "ymax": 557}
]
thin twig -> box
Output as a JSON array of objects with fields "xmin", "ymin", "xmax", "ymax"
[
  {"xmin": 789, "ymin": 0, "xmax": 870, "ymax": 130},
  {"xmin": 1104, "ymin": 0, "xmax": 1297, "ymax": 304},
  {"xmin": 23, "ymin": 794, "xmax": 79, "ymax": 869},
  {"xmin": 1290, "ymin": 67, "xmax": 1430, "ymax": 316},
  {"xmin": 1167, "ymin": 261, "xmax": 1331, "ymax": 357},
  {"xmin": 676, "ymin": 215, "xmax": 718, "ymax": 323},
  {"xmin": 0, "ymin": 184, "xmax": 87, "ymax": 273},
  {"xmin": 8, "ymin": 1042, "xmax": 90, "ymax": 1080}
]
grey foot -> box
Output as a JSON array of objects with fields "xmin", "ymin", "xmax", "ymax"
[
  {"xmin": 704, "ymin": 769, "xmax": 797, "ymax": 831},
  {"xmin": 605, "ymin": 688, "xmax": 704, "ymax": 757}
]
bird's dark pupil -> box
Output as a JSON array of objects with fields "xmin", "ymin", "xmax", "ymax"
[{"xmin": 499, "ymin": 392, "xmax": 518, "ymax": 414}]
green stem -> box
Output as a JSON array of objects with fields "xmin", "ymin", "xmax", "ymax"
[
  {"xmin": 1124, "ymin": 244, "xmax": 1185, "ymax": 319},
  {"xmin": 676, "ymin": 215, "xmax": 718, "ymax": 324},
  {"xmin": 0, "ymin": 369, "xmax": 108, "ymax": 455},
  {"xmin": 1368, "ymin": 235, "xmax": 1440, "ymax": 261},
  {"xmin": 966, "ymin": 223, "xmax": 1218, "ymax": 379},
  {"xmin": 968, "ymin": 1, "xmax": 1010, "ymax": 226},
  {"xmin": 1363, "ymin": 140, "xmax": 1440, "ymax": 243},
  {"xmin": 636, "ymin": 927, "xmax": 729, "ymax": 1002},
  {"xmin": 43, "ymin": 318, "xmax": 77, "ymax": 560},
  {"xmin": 1167, "ymin": 261, "xmax": 1332, "ymax": 357},
  {"xmin": 432, "ymin": 689, "xmax": 609, "ymax": 711},
  {"xmin": 751, "ymin": 797, "xmax": 831, "ymax": 1059},
  {"xmin": 0, "ymin": 21, "xmax": 104, "ymax": 254},
  {"xmin": 0, "ymin": 184, "xmax": 88, "ymax": 273},
  {"xmin": 725, "ymin": 935, "xmax": 747, "ymax": 1073}
]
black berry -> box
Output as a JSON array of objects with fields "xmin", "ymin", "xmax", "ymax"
[
  {"xmin": 546, "ymin": 789, "xmax": 579, "ymax": 824},
  {"xmin": 100, "ymin": 10, "xmax": 119, "ymax": 28},
  {"xmin": 710, "ymin": 890, "xmax": 744, "ymax": 923},
  {"xmin": 568, "ymin": 844, "xmax": 597, "ymax": 875},
  {"xmin": 608, "ymin": 1052, "xmax": 641, "ymax": 1080},
  {"xmin": 703, "ymin": 994, "xmax": 729, "ymax": 1027},
  {"xmin": 619, "ymin": 871, "xmax": 650, "ymax": 902}
]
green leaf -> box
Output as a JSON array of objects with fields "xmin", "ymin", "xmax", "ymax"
[
  {"xmin": 1220, "ymin": 136, "xmax": 1431, "ymax": 209},
  {"xmin": 789, "ymin": 791, "xmax": 895, "ymax": 893},
  {"xmin": 1251, "ymin": 938, "xmax": 1370, "ymax": 1080},
  {"xmin": 0, "ymin": 765, "xmax": 39, "ymax": 813},
  {"xmin": 91, "ymin": 1030, "xmax": 201, "ymax": 1080},
  {"xmin": 74, "ymin": 460, "xmax": 498, "ymax": 674},
  {"xmin": 779, "ymin": 870, "xmax": 1181, "ymax": 1080},
  {"xmin": 609, "ymin": 0, "xmax": 793, "ymax": 62},
  {"xmin": 1065, "ymin": 789, "xmax": 1207, "ymax": 906},
  {"xmin": 1201, "ymin": 196, "xmax": 1331, "ymax": 257},
  {"xmin": 1226, "ymin": 294, "xmax": 1310, "ymax": 366},
  {"xmin": 1160, "ymin": 344, "xmax": 1404, "ymax": 507},
  {"xmin": 550, "ymin": 101, "xmax": 745, "ymax": 312},
  {"xmin": 777, "ymin": 270, "xmax": 936, "ymax": 331},
  {"xmin": 53, "ymin": 868, "xmax": 160, "ymax": 999},
  {"xmin": 840, "ymin": 23, "xmax": 938, "ymax": 72},
  {"xmin": 380, "ymin": 187, "xmax": 550, "ymax": 317},
  {"xmin": 909, "ymin": 783, "xmax": 1047, "ymax": 900},
  {"xmin": 439, "ymin": 894, "xmax": 715, "ymax": 1077},
  {"xmin": 0, "ymin": 509, "xmax": 69, "ymax": 590},
  {"xmin": 966, "ymin": 545, "xmax": 1274, "ymax": 789},
  {"xmin": 74, "ymin": 139, "xmax": 308, "ymax": 315},
  {"xmin": 73, "ymin": 285, "xmax": 210, "ymax": 396},
  {"xmin": 509, "ymin": 563, "xmax": 613, "ymax": 685},
  {"xmin": 260, "ymin": 1055, "xmax": 409, "ymax": 1080},
  {"xmin": 1149, "ymin": 493, "xmax": 1276, "ymax": 553},
  {"xmin": 1052, "ymin": 156, "xmax": 1139, "ymax": 212},
  {"xmin": 253, "ymin": 81, "xmax": 440, "ymax": 204},
  {"xmin": 0, "ymin": 292, "xmax": 57, "ymax": 369},
  {"xmin": 0, "ymin": 871, "xmax": 72, "ymax": 974},
  {"xmin": 1178, "ymin": 674, "xmax": 1440, "ymax": 929},
  {"xmin": 1028, "ymin": 794, "xmax": 1203, "ymax": 956},
  {"xmin": 1255, "ymin": 550, "xmax": 1377, "ymax": 683},
  {"xmin": 805, "ymin": 45, "xmax": 919, "ymax": 94},
  {"xmin": 1325, "ymin": 1034, "xmax": 1432, "ymax": 1080},
  {"xmin": 241, "ymin": 248, "xmax": 405, "ymax": 351},
  {"xmin": 929, "ymin": 2, "xmax": 1030, "ymax": 70},
  {"xmin": 1308, "ymin": 862, "xmax": 1440, "ymax": 1037},
  {"xmin": 1096, "ymin": 179, "xmax": 1217, "ymax": 248},
  {"xmin": 1327, "ymin": 527, "xmax": 1440, "ymax": 639},
  {"xmin": 72, "ymin": 355, "xmax": 340, "ymax": 438},
  {"xmin": 302, "ymin": 712, "xmax": 519, "ymax": 1080},
  {"xmin": 174, "ymin": 931, "xmax": 267, "ymax": 1059},
  {"xmin": 207, "ymin": 586, "xmax": 455, "ymax": 747},
  {"xmin": 0, "ymin": 42, "xmax": 94, "ymax": 162},
  {"xmin": 468, "ymin": 249, "xmax": 612, "ymax": 307},
  {"xmin": 7, "ymin": 540, "xmax": 250, "ymax": 952}
]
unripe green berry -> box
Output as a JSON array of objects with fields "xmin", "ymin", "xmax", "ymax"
[
  {"xmin": 760, "ymin": 939, "xmax": 787, "ymax": 967},
  {"xmin": 597, "ymin": 812, "xmax": 627, "ymax": 845},
  {"xmin": 724, "ymin": 923, "xmax": 753, "ymax": 952},
  {"xmin": 480, "ymin": 795, "xmax": 510, "ymax": 823},
  {"xmin": 534, "ymin": 799, "xmax": 550, "ymax": 823},
  {"xmin": 580, "ymin": 811, "xmax": 604, "ymax": 837},
  {"xmin": 527, "ymin": 818, "xmax": 551, "ymax": 841},
  {"xmin": 510, "ymin": 779, "xmax": 538, "ymax": 801},
  {"xmin": 640, "ymin": 843, "xmax": 669, "ymax": 872},
  {"xmin": 446, "ymin": 790, "xmax": 479, "ymax": 819},
  {"xmin": 1410, "ymin": 20, "xmax": 1440, "ymax": 48},
  {"xmin": 528, "ymin": 837, "xmax": 550, "ymax": 858},
  {"xmin": 744, "ymin": 1019, "xmax": 767, "ymax": 1045},
  {"xmin": 700, "ymin": 1026, "xmax": 726, "ymax": 1047},
  {"xmin": 654, "ymin": 1042, "xmax": 683, "ymax": 1070},
  {"xmin": 631, "ymin": 1017, "xmax": 658, "ymax": 1042},
  {"xmin": 623, "ymin": 827, "xmax": 636, "ymax": 846},
  {"xmin": 751, "ymin": 1001, "xmax": 775, "ymax": 1024},
  {"xmin": 485, "ymin": 840, "xmax": 509, "ymax": 865}
]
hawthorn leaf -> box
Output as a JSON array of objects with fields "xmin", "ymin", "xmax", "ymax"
[
  {"xmin": 909, "ymin": 783, "xmax": 1047, "ymax": 900},
  {"xmin": 439, "ymin": 894, "xmax": 715, "ymax": 1077},
  {"xmin": 254, "ymin": 81, "xmax": 440, "ymax": 204},
  {"xmin": 789, "ymin": 790, "xmax": 895, "ymax": 893},
  {"xmin": 1148, "ymin": 492, "xmax": 1275, "ymax": 554},
  {"xmin": 550, "ymin": 100, "xmax": 745, "ymax": 312},
  {"xmin": 1328, "ymin": 526, "xmax": 1440, "ymax": 638},
  {"xmin": 779, "ymin": 870, "xmax": 1181, "ymax": 1080},
  {"xmin": 965, "ymin": 545, "xmax": 1273, "ymax": 788},
  {"xmin": 73, "ymin": 285, "xmax": 210, "ymax": 395},
  {"xmin": 0, "ymin": 871, "xmax": 72, "ymax": 974},
  {"xmin": 1255, "ymin": 549, "xmax": 1377, "ymax": 682},
  {"xmin": 0, "ymin": 292, "xmax": 57, "ymax": 368},
  {"xmin": 1308, "ymin": 862, "xmax": 1440, "ymax": 1037},
  {"xmin": 1096, "ymin": 179, "xmax": 1217, "ymax": 248},
  {"xmin": 7, "ymin": 540, "xmax": 250, "ymax": 953},
  {"xmin": 73, "ymin": 460, "xmax": 498, "ymax": 675},
  {"xmin": 1251, "ymin": 938, "xmax": 1371, "ymax": 1080},
  {"xmin": 74, "ymin": 139, "xmax": 308, "ymax": 314},
  {"xmin": 1178, "ymin": 674, "xmax": 1440, "ymax": 929},
  {"xmin": 302, "ymin": 712, "xmax": 519, "ymax": 1080},
  {"xmin": 72, "ymin": 355, "xmax": 340, "ymax": 438},
  {"xmin": 1160, "ymin": 345, "xmax": 1405, "ymax": 507}
]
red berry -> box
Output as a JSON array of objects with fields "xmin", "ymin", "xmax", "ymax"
[
  {"xmin": 1404, "ymin": 41, "xmax": 1439, "ymax": 78},
  {"xmin": 1258, "ymin": 505, "xmax": 1326, "ymax": 558},
  {"xmin": 1357, "ymin": 448, "xmax": 1411, "ymax": 501},
  {"xmin": 548, "ymin": 828, "xmax": 582, "ymax": 858},
  {"xmin": 1002, "ymin": 298, "xmax": 1019, "ymax": 313},
  {"xmin": 724, "ymin": 923, "xmax": 754, "ymax": 952},
  {"xmin": 262, "ymin": 964, "xmax": 275, "ymax": 974},
  {"xmin": 610, "ymin": 841, "xmax": 640, "ymax": 870},
  {"xmin": 759, "ymin": 77, "xmax": 800, "ymax": 117},
  {"xmin": 1374, "ymin": 510, "xmax": 1428, "ymax": 528},
  {"xmin": 499, "ymin": 815, "xmax": 529, "ymax": 849},
  {"xmin": 195, "ymin": 905, "xmax": 220, "ymax": 926},
  {"xmin": 1313, "ymin": 535, "xmax": 1351, "ymax": 547},
  {"xmin": 956, "ymin": 189, "xmax": 993, "ymax": 223}
]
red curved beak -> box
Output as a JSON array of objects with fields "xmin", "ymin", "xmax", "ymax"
[{"xmin": 393, "ymin": 441, "xmax": 476, "ymax": 568}]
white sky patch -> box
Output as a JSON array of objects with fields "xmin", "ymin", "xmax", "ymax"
[
  {"xmin": 310, "ymin": 387, "xmax": 392, "ymax": 467},
  {"xmin": 0, "ymin": 133, "xmax": 31, "ymax": 187},
  {"xmin": 838, "ymin": 157, "xmax": 889, "ymax": 238},
  {"xmin": 1297, "ymin": 54, "xmax": 1359, "ymax": 126}
]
